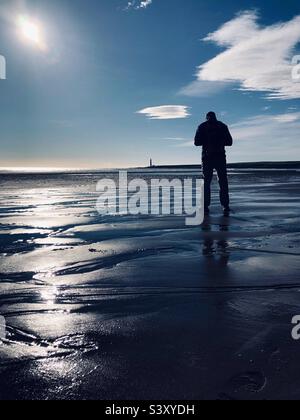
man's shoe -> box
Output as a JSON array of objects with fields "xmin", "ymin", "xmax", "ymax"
[{"xmin": 223, "ymin": 207, "xmax": 231, "ymax": 217}]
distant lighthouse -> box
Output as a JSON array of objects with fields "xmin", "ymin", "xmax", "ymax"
[{"xmin": 150, "ymin": 158, "xmax": 154, "ymax": 168}]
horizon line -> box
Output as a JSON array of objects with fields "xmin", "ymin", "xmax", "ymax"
[{"xmin": 0, "ymin": 160, "xmax": 299, "ymax": 173}]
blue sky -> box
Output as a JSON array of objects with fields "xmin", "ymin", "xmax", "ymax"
[{"xmin": 0, "ymin": 0, "xmax": 300, "ymax": 168}]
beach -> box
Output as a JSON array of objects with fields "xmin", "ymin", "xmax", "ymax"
[{"xmin": 0, "ymin": 167, "xmax": 300, "ymax": 400}]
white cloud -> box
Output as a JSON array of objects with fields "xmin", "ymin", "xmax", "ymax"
[
  {"xmin": 182, "ymin": 11, "xmax": 300, "ymax": 100},
  {"xmin": 127, "ymin": 0, "xmax": 153, "ymax": 9},
  {"xmin": 137, "ymin": 105, "xmax": 190, "ymax": 120}
]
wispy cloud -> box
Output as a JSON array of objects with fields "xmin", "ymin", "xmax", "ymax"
[
  {"xmin": 230, "ymin": 111, "xmax": 300, "ymax": 160},
  {"xmin": 179, "ymin": 80, "xmax": 230, "ymax": 97},
  {"xmin": 181, "ymin": 11, "xmax": 300, "ymax": 100},
  {"xmin": 126, "ymin": 0, "xmax": 153, "ymax": 10},
  {"xmin": 162, "ymin": 137, "xmax": 189, "ymax": 141},
  {"xmin": 137, "ymin": 105, "xmax": 190, "ymax": 120},
  {"xmin": 231, "ymin": 111, "xmax": 300, "ymax": 140}
]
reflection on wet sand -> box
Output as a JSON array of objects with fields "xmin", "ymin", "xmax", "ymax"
[
  {"xmin": 202, "ymin": 216, "xmax": 231, "ymax": 267},
  {"xmin": 40, "ymin": 286, "xmax": 59, "ymax": 307},
  {"xmin": 1, "ymin": 169, "xmax": 300, "ymax": 400}
]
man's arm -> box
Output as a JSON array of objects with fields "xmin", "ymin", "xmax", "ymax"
[
  {"xmin": 194, "ymin": 125, "xmax": 204, "ymax": 146},
  {"xmin": 224, "ymin": 125, "xmax": 233, "ymax": 147}
]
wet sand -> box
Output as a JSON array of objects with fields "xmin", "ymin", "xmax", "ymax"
[{"xmin": 0, "ymin": 169, "xmax": 300, "ymax": 400}]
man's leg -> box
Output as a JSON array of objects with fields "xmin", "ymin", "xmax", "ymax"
[
  {"xmin": 216, "ymin": 155, "xmax": 230, "ymax": 209},
  {"xmin": 202, "ymin": 158, "xmax": 214, "ymax": 211}
]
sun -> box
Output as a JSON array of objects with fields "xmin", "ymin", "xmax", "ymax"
[{"xmin": 17, "ymin": 15, "xmax": 46, "ymax": 50}]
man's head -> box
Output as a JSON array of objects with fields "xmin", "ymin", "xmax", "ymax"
[{"xmin": 206, "ymin": 111, "xmax": 217, "ymax": 122}]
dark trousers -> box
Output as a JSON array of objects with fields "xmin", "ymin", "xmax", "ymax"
[{"xmin": 202, "ymin": 153, "xmax": 230, "ymax": 209}]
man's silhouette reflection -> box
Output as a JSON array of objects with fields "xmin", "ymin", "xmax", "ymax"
[{"xmin": 202, "ymin": 216, "xmax": 230, "ymax": 267}]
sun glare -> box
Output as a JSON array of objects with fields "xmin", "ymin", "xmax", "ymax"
[{"xmin": 17, "ymin": 15, "xmax": 46, "ymax": 50}]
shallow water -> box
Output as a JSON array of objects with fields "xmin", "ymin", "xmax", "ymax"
[{"xmin": 0, "ymin": 169, "xmax": 300, "ymax": 400}]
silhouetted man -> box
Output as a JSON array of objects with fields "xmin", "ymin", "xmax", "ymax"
[{"xmin": 194, "ymin": 112, "xmax": 233, "ymax": 216}]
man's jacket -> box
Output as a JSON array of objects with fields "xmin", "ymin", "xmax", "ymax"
[{"xmin": 194, "ymin": 120, "xmax": 233, "ymax": 157}]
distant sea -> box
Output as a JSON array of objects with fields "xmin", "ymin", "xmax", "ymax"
[{"xmin": 0, "ymin": 161, "xmax": 299, "ymax": 175}]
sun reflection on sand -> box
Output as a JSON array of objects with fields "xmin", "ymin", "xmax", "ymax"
[{"xmin": 40, "ymin": 286, "xmax": 59, "ymax": 306}]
